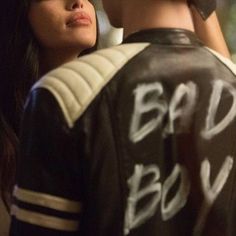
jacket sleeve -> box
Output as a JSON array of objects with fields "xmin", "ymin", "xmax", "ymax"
[{"xmin": 10, "ymin": 88, "xmax": 82, "ymax": 236}]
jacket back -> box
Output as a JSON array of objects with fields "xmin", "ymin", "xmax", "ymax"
[{"xmin": 11, "ymin": 29, "xmax": 236, "ymax": 236}]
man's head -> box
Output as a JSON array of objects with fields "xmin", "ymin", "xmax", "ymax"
[
  {"xmin": 101, "ymin": 0, "xmax": 195, "ymax": 37},
  {"xmin": 102, "ymin": 0, "xmax": 217, "ymax": 29}
]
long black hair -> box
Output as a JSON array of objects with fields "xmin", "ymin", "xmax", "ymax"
[
  {"xmin": 0, "ymin": 0, "xmax": 98, "ymax": 211},
  {"xmin": 0, "ymin": 0, "xmax": 39, "ymax": 211}
]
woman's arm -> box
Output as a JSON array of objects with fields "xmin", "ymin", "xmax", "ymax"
[{"xmin": 191, "ymin": 7, "xmax": 231, "ymax": 59}]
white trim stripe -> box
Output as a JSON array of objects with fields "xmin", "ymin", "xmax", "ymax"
[
  {"xmin": 205, "ymin": 47, "xmax": 236, "ymax": 76},
  {"xmin": 13, "ymin": 186, "xmax": 81, "ymax": 214},
  {"xmin": 11, "ymin": 205, "xmax": 79, "ymax": 232},
  {"xmin": 33, "ymin": 43, "xmax": 149, "ymax": 128}
]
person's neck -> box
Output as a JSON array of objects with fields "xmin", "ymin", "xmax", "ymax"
[
  {"xmin": 39, "ymin": 47, "xmax": 81, "ymax": 77},
  {"xmin": 122, "ymin": 0, "xmax": 194, "ymax": 38}
]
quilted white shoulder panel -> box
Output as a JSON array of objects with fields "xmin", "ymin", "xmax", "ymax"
[
  {"xmin": 32, "ymin": 43, "xmax": 149, "ymax": 128},
  {"xmin": 205, "ymin": 47, "xmax": 236, "ymax": 76}
]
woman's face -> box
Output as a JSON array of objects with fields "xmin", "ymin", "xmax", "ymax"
[{"xmin": 28, "ymin": 0, "xmax": 96, "ymax": 53}]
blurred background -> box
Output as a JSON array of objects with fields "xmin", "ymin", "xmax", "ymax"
[
  {"xmin": 218, "ymin": 0, "xmax": 236, "ymax": 60},
  {"xmin": 93, "ymin": 0, "xmax": 236, "ymax": 61}
]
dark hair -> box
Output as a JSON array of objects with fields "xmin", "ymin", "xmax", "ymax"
[
  {"xmin": 0, "ymin": 0, "xmax": 39, "ymax": 211},
  {"xmin": 0, "ymin": 0, "xmax": 98, "ymax": 211}
]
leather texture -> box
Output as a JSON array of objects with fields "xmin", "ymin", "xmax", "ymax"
[
  {"xmin": 31, "ymin": 43, "xmax": 149, "ymax": 128},
  {"xmin": 11, "ymin": 29, "xmax": 236, "ymax": 236}
]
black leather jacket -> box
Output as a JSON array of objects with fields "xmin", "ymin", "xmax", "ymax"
[{"xmin": 10, "ymin": 29, "xmax": 236, "ymax": 236}]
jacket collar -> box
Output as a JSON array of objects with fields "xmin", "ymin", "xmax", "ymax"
[{"xmin": 123, "ymin": 28, "xmax": 203, "ymax": 46}]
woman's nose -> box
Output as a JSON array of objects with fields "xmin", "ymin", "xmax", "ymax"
[{"xmin": 67, "ymin": 0, "xmax": 83, "ymax": 10}]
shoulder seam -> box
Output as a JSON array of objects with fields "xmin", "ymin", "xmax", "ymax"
[
  {"xmin": 32, "ymin": 43, "xmax": 150, "ymax": 128},
  {"xmin": 204, "ymin": 47, "xmax": 236, "ymax": 76}
]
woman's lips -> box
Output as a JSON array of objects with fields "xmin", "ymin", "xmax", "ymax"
[{"xmin": 66, "ymin": 12, "xmax": 92, "ymax": 27}]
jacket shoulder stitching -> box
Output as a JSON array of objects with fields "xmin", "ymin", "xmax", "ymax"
[
  {"xmin": 205, "ymin": 47, "xmax": 236, "ymax": 76},
  {"xmin": 32, "ymin": 43, "xmax": 149, "ymax": 128}
]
